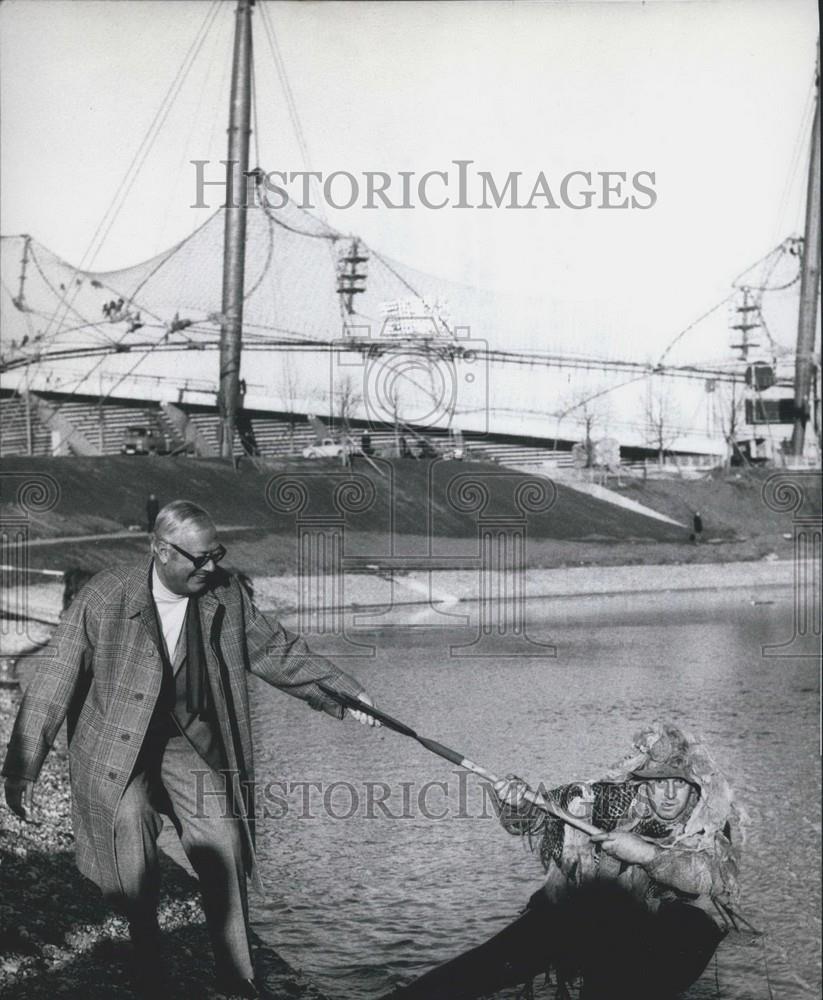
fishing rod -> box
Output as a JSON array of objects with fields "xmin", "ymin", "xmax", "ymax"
[{"xmin": 319, "ymin": 684, "xmax": 601, "ymax": 838}]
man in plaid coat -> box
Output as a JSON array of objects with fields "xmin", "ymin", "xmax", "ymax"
[{"xmin": 3, "ymin": 499, "xmax": 377, "ymax": 998}]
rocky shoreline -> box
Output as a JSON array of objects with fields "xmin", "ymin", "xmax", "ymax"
[{"xmin": 0, "ymin": 689, "xmax": 329, "ymax": 1000}]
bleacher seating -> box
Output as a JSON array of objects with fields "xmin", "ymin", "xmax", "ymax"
[
  {"xmin": 186, "ymin": 413, "xmax": 245, "ymax": 457},
  {"xmin": 55, "ymin": 400, "xmax": 167, "ymax": 454},
  {"xmin": 0, "ymin": 389, "xmax": 580, "ymax": 467},
  {"xmin": 249, "ymin": 417, "xmax": 316, "ymax": 456},
  {"xmin": 0, "ymin": 394, "xmax": 51, "ymax": 456},
  {"xmin": 0, "ymin": 393, "xmax": 186, "ymax": 456},
  {"xmin": 463, "ymin": 442, "xmax": 574, "ymax": 467}
]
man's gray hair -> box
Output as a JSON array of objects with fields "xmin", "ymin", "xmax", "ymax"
[{"xmin": 152, "ymin": 500, "xmax": 214, "ymax": 546}]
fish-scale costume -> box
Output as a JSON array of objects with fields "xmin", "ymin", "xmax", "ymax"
[{"xmin": 498, "ymin": 722, "xmax": 742, "ymax": 929}]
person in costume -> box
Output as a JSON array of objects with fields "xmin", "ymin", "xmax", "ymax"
[{"xmin": 383, "ymin": 722, "xmax": 741, "ymax": 1000}]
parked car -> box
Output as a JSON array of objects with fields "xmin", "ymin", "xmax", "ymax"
[
  {"xmin": 121, "ymin": 426, "xmax": 171, "ymax": 455},
  {"xmin": 416, "ymin": 438, "xmax": 439, "ymax": 459},
  {"xmin": 302, "ymin": 437, "xmax": 345, "ymax": 459}
]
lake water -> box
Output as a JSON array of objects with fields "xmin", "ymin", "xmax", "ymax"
[{"xmin": 249, "ymin": 587, "xmax": 820, "ymax": 999}]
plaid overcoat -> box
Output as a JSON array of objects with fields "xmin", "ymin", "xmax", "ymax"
[{"xmin": 2, "ymin": 558, "xmax": 364, "ymax": 898}]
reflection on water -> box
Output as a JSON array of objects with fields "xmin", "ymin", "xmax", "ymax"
[{"xmin": 249, "ymin": 589, "xmax": 820, "ymax": 999}]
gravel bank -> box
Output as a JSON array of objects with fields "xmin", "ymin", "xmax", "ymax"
[
  {"xmin": 0, "ymin": 689, "xmax": 330, "ymax": 1000},
  {"xmin": 252, "ymin": 558, "xmax": 795, "ymax": 614}
]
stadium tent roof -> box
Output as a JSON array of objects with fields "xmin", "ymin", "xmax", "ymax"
[{"xmin": 0, "ymin": 196, "xmax": 804, "ymax": 450}]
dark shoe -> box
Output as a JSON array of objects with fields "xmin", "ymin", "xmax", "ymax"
[
  {"xmin": 132, "ymin": 958, "xmax": 172, "ymax": 998},
  {"xmin": 216, "ymin": 977, "xmax": 260, "ymax": 998},
  {"xmin": 128, "ymin": 918, "xmax": 162, "ymax": 952},
  {"xmin": 128, "ymin": 921, "xmax": 171, "ymax": 997}
]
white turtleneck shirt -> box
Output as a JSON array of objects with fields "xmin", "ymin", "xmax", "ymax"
[{"xmin": 151, "ymin": 564, "xmax": 189, "ymax": 661}]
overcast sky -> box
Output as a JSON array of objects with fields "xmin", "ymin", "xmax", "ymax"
[{"xmin": 0, "ymin": 0, "xmax": 818, "ymax": 440}]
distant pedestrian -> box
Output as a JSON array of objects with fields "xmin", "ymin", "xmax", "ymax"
[
  {"xmin": 146, "ymin": 493, "xmax": 160, "ymax": 533},
  {"xmin": 361, "ymin": 430, "xmax": 373, "ymax": 456},
  {"xmin": 692, "ymin": 511, "xmax": 703, "ymax": 543}
]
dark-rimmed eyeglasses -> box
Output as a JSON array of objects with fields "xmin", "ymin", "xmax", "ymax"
[{"xmin": 160, "ymin": 538, "xmax": 226, "ymax": 570}]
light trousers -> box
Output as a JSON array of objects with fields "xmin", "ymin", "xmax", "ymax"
[{"xmin": 112, "ymin": 732, "xmax": 254, "ymax": 980}]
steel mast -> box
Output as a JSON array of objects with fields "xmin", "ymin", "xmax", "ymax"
[
  {"xmin": 790, "ymin": 45, "xmax": 821, "ymax": 458},
  {"xmin": 218, "ymin": 0, "xmax": 254, "ymax": 460}
]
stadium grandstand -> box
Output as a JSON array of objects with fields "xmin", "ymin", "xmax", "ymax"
[
  {"xmin": 0, "ymin": 0, "xmax": 814, "ymax": 471},
  {"xmin": 0, "ymin": 190, "xmax": 806, "ymax": 469},
  {"xmin": 2, "ymin": 385, "xmax": 717, "ymax": 472}
]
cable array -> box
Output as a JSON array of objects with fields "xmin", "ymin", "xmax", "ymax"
[{"xmin": 0, "ymin": 2, "xmax": 813, "ymax": 461}]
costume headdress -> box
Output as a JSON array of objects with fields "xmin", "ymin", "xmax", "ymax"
[{"xmin": 604, "ymin": 722, "xmax": 742, "ymax": 904}]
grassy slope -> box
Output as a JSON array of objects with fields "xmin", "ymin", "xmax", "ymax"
[{"xmin": 1, "ymin": 457, "xmax": 814, "ymax": 573}]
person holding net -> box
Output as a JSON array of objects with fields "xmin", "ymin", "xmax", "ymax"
[{"xmin": 382, "ymin": 722, "xmax": 742, "ymax": 1000}]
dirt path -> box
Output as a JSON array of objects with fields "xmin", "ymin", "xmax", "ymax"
[{"xmin": 21, "ymin": 525, "xmax": 257, "ymax": 547}]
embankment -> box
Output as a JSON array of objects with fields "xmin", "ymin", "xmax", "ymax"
[{"xmin": 2, "ymin": 457, "xmax": 815, "ymax": 578}]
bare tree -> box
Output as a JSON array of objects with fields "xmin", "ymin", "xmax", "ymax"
[
  {"xmin": 334, "ymin": 373, "xmax": 362, "ymax": 433},
  {"xmin": 642, "ymin": 383, "xmax": 680, "ymax": 465},
  {"xmin": 557, "ymin": 386, "xmax": 612, "ymax": 467},
  {"xmin": 332, "ymin": 373, "xmax": 363, "ymax": 460},
  {"xmin": 276, "ymin": 355, "xmax": 304, "ymax": 454},
  {"xmin": 714, "ymin": 380, "xmax": 746, "ymax": 468}
]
